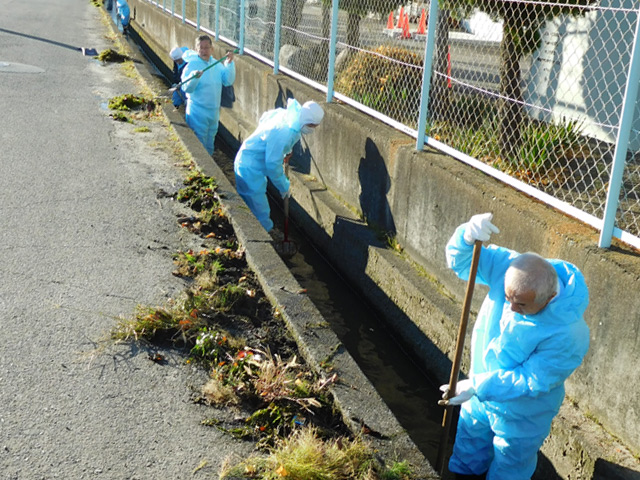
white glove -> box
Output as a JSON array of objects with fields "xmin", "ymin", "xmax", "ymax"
[
  {"xmin": 280, "ymin": 188, "xmax": 291, "ymax": 199},
  {"xmin": 463, "ymin": 212, "xmax": 500, "ymax": 245},
  {"xmin": 439, "ymin": 379, "xmax": 475, "ymax": 406}
]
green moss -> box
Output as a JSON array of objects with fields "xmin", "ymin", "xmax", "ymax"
[
  {"xmin": 95, "ymin": 48, "xmax": 130, "ymax": 63},
  {"xmin": 110, "ymin": 112, "xmax": 131, "ymax": 122},
  {"xmin": 108, "ymin": 94, "xmax": 147, "ymax": 111}
]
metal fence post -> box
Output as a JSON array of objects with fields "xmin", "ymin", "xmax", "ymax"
[
  {"xmin": 171, "ymin": 0, "xmax": 174, "ymax": 17},
  {"xmin": 215, "ymin": 0, "xmax": 220, "ymax": 41},
  {"xmin": 415, "ymin": 0, "xmax": 440, "ymax": 151},
  {"xmin": 273, "ymin": 0, "xmax": 283, "ymax": 73},
  {"xmin": 239, "ymin": 0, "xmax": 246, "ymax": 53},
  {"xmin": 598, "ymin": 10, "xmax": 640, "ymax": 248},
  {"xmin": 182, "ymin": 0, "xmax": 186, "ymax": 23},
  {"xmin": 163, "ymin": 0, "xmax": 166, "ymax": 11},
  {"xmin": 326, "ymin": 0, "xmax": 339, "ymax": 103},
  {"xmin": 197, "ymin": 0, "xmax": 200, "ymax": 30}
]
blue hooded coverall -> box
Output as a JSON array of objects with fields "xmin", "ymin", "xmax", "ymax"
[
  {"xmin": 171, "ymin": 47, "xmax": 189, "ymax": 108},
  {"xmin": 233, "ymin": 99, "xmax": 305, "ymax": 232},
  {"xmin": 116, "ymin": 0, "xmax": 130, "ymax": 28},
  {"xmin": 445, "ymin": 223, "xmax": 590, "ymax": 480},
  {"xmin": 180, "ymin": 50, "xmax": 235, "ymax": 155}
]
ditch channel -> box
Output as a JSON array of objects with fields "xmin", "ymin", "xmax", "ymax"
[
  {"xmin": 213, "ymin": 138, "xmax": 450, "ymax": 469},
  {"xmin": 276, "ymin": 200, "xmax": 446, "ymax": 463}
]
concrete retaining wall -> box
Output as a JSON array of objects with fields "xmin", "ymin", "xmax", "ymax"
[{"xmin": 126, "ymin": 1, "xmax": 640, "ymax": 476}]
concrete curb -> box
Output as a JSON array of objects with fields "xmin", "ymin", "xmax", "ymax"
[{"xmin": 117, "ymin": 20, "xmax": 440, "ymax": 480}]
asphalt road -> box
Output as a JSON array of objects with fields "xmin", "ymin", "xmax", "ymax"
[{"xmin": 0, "ymin": 1, "xmax": 253, "ymax": 478}]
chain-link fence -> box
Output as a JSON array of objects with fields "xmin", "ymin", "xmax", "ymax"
[{"xmin": 145, "ymin": 0, "xmax": 640, "ymax": 250}]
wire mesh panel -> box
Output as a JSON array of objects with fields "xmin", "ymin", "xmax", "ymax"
[
  {"xmin": 425, "ymin": 0, "xmax": 640, "ymax": 238},
  {"xmin": 331, "ymin": 0, "xmax": 429, "ymax": 129},
  {"xmin": 619, "ymin": 149, "xmax": 640, "ymax": 237},
  {"xmin": 185, "ymin": 0, "xmax": 198, "ymax": 22},
  {"xmin": 217, "ymin": 0, "xmax": 241, "ymax": 42},
  {"xmin": 243, "ymin": 0, "xmax": 275, "ymax": 57},
  {"xmin": 200, "ymin": 0, "xmax": 216, "ymax": 31},
  {"xmin": 173, "ymin": 0, "xmax": 184, "ymax": 18},
  {"xmin": 273, "ymin": 0, "xmax": 331, "ymax": 86}
]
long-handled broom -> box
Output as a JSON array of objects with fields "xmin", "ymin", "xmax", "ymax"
[
  {"xmin": 435, "ymin": 240, "xmax": 482, "ymax": 476},
  {"xmin": 168, "ymin": 48, "xmax": 239, "ymax": 93},
  {"xmin": 274, "ymin": 155, "xmax": 298, "ymax": 258}
]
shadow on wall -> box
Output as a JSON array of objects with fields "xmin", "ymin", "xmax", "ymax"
[
  {"xmin": 359, "ymin": 138, "xmax": 396, "ymax": 236},
  {"xmin": 275, "ymin": 86, "xmax": 294, "ymax": 110},
  {"xmin": 533, "ymin": 443, "xmax": 640, "ymax": 479},
  {"xmin": 593, "ymin": 458, "xmax": 640, "ymax": 480},
  {"xmin": 534, "ymin": 453, "xmax": 563, "ymax": 480},
  {"xmin": 292, "ymin": 139, "xmax": 313, "ymax": 177}
]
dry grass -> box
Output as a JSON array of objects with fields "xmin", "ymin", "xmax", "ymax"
[
  {"xmin": 201, "ymin": 377, "xmax": 240, "ymax": 406},
  {"xmin": 220, "ymin": 427, "xmax": 377, "ymax": 480}
]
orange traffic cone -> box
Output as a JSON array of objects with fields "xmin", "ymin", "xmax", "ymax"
[
  {"xmin": 386, "ymin": 11, "xmax": 395, "ymax": 29},
  {"xmin": 416, "ymin": 8, "xmax": 427, "ymax": 35},
  {"xmin": 397, "ymin": 6, "xmax": 405, "ymax": 28},
  {"xmin": 401, "ymin": 12, "xmax": 411, "ymax": 38}
]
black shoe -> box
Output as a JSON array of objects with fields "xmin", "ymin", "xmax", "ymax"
[{"xmin": 454, "ymin": 474, "xmax": 487, "ymax": 480}]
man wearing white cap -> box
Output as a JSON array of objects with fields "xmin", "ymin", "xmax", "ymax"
[
  {"xmin": 234, "ymin": 98, "xmax": 324, "ymax": 234},
  {"xmin": 169, "ymin": 46, "xmax": 188, "ymax": 108}
]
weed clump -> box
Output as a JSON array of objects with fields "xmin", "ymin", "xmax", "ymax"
[
  {"xmin": 110, "ymin": 111, "xmax": 131, "ymax": 122},
  {"xmin": 108, "ymin": 94, "xmax": 147, "ymax": 111},
  {"xmin": 176, "ymin": 171, "xmax": 233, "ymax": 238},
  {"xmin": 220, "ymin": 426, "xmax": 414, "ymax": 479},
  {"xmin": 96, "ymin": 48, "xmax": 130, "ymax": 63},
  {"xmin": 177, "ymin": 171, "xmax": 219, "ymax": 211}
]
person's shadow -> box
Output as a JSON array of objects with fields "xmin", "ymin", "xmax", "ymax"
[{"xmin": 358, "ymin": 138, "xmax": 395, "ymax": 235}]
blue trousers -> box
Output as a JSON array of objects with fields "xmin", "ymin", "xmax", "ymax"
[
  {"xmin": 185, "ymin": 103, "xmax": 219, "ymax": 155},
  {"xmin": 449, "ymin": 399, "xmax": 549, "ymax": 480},
  {"xmin": 235, "ymin": 174, "xmax": 272, "ymax": 231}
]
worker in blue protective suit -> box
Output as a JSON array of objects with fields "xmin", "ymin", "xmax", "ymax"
[
  {"xmin": 233, "ymin": 99, "xmax": 324, "ymax": 234},
  {"xmin": 180, "ymin": 35, "xmax": 235, "ymax": 155},
  {"xmin": 169, "ymin": 46, "xmax": 189, "ymax": 108},
  {"xmin": 116, "ymin": 0, "xmax": 130, "ymax": 34},
  {"xmin": 441, "ymin": 212, "xmax": 590, "ymax": 480}
]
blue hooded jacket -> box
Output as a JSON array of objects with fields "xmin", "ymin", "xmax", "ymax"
[
  {"xmin": 180, "ymin": 49, "xmax": 235, "ymax": 118},
  {"xmin": 446, "ymin": 223, "xmax": 590, "ymax": 437},
  {"xmin": 116, "ymin": 0, "xmax": 130, "ymax": 26},
  {"xmin": 234, "ymin": 98, "xmax": 308, "ymax": 196}
]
